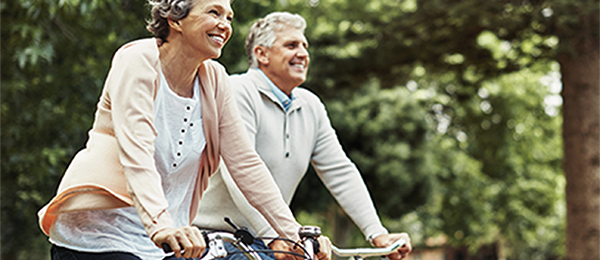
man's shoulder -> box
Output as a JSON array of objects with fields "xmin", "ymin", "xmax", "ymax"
[
  {"xmin": 229, "ymin": 70, "xmax": 260, "ymax": 86},
  {"xmin": 294, "ymin": 87, "xmax": 322, "ymax": 103},
  {"xmin": 228, "ymin": 70, "xmax": 265, "ymax": 95}
]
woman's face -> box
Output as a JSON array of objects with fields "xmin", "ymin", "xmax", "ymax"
[{"xmin": 175, "ymin": 0, "xmax": 233, "ymax": 60}]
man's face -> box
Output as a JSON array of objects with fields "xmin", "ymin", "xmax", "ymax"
[{"xmin": 256, "ymin": 27, "xmax": 309, "ymax": 94}]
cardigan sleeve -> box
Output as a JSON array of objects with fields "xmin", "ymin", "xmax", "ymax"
[
  {"xmin": 211, "ymin": 65, "xmax": 301, "ymax": 241},
  {"xmin": 222, "ymin": 74, "xmax": 279, "ymax": 238},
  {"xmin": 106, "ymin": 41, "xmax": 174, "ymax": 238}
]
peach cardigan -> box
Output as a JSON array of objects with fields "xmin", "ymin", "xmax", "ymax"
[{"xmin": 38, "ymin": 38, "xmax": 300, "ymax": 240}]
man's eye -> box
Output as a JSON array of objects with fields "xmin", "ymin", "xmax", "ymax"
[{"xmin": 209, "ymin": 10, "xmax": 218, "ymax": 15}]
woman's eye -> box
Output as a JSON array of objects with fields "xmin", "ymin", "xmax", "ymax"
[{"xmin": 209, "ymin": 10, "xmax": 218, "ymax": 15}]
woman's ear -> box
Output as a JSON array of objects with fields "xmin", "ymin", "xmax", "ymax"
[
  {"xmin": 168, "ymin": 19, "xmax": 183, "ymax": 33},
  {"xmin": 254, "ymin": 46, "xmax": 269, "ymax": 66}
]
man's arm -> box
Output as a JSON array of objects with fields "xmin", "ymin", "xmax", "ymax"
[
  {"xmin": 308, "ymin": 93, "xmax": 412, "ymax": 258},
  {"xmin": 308, "ymin": 95, "xmax": 388, "ymax": 240}
]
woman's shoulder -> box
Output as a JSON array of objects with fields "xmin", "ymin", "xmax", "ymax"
[
  {"xmin": 199, "ymin": 60, "xmax": 230, "ymax": 89},
  {"xmin": 112, "ymin": 38, "xmax": 160, "ymax": 66},
  {"xmin": 117, "ymin": 38, "xmax": 159, "ymax": 53},
  {"xmin": 202, "ymin": 59, "xmax": 228, "ymax": 75}
]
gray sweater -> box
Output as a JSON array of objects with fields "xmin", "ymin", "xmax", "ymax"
[{"xmin": 193, "ymin": 69, "xmax": 388, "ymax": 240}]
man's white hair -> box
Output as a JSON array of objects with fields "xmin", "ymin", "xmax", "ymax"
[{"xmin": 245, "ymin": 12, "xmax": 307, "ymax": 68}]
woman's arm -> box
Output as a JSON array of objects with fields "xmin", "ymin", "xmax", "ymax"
[
  {"xmin": 212, "ymin": 66, "xmax": 301, "ymax": 241},
  {"xmin": 107, "ymin": 40, "xmax": 174, "ymax": 238}
]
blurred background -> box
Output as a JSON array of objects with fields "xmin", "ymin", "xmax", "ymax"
[{"xmin": 2, "ymin": 0, "xmax": 598, "ymax": 259}]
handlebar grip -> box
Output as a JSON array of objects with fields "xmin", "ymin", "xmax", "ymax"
[
  {"xmin": 162, "ymin": 243, "xmax": 174, "ymax": 253},
  {"xmin": 309, "ymin": 237, "xmax": 320, "ymax": 255}
]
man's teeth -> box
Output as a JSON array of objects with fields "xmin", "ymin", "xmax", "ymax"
[{"xmin": 293, "ymin": 64, "xmax": 304, "ymax": 68}]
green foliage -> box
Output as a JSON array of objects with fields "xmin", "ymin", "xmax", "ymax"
[
  {"xmin": 435, "ymin": 64, "xmax": 565, "ymax": 257},
  {"xmin": 2, "ymin": 0, "xmax": 150, "ymax": 258},
  {"xmin": 281, "ymin": 0, "xmax": 576, "ymax": 258},
  {"xmin": 326, "ymin": 80, "xmax": 435, "ymax": 218},
  {"xmin": 3, "ymin": 0, "xmax": 591, "ymax": 259}
]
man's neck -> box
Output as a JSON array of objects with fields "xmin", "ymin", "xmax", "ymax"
[{"xmin": 255, "ymin": 69, "xmax": 296, "ymax": 111}]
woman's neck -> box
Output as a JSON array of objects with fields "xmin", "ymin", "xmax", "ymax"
[{"xmin": 158, "ymin": 40, "xmax": 207, "ymax": 98}]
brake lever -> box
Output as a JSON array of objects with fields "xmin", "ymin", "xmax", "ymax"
[{"xmin": 224, "ymin": 217, "xmax": 256, "ymax": 245}]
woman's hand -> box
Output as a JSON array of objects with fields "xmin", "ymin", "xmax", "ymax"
[
  {"xmin": 371, "ymin": 233, "xmax": 412, "ymax": 260},
  {"xmin": 153, "ymin": 226, "xmax": 206, "ymax": 258}
]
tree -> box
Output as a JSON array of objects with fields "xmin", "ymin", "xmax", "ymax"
[
  {"xmin": 2, "ymin": 0, "xmax": 595, "ymax": 259},
  {"xmin": 555, "ymin": 3, "xmax": 600, "ymax": 259},
  {"xmin": 1, "ymin": 0, "xmax": 274, "ymax": 258},
  {"xmin": 282, "ymin": 0, "xmax": 596, "ymax": 258},
  {"xmin": 2, "ymin": 0, "xmax": 150, "ymax": 258}
]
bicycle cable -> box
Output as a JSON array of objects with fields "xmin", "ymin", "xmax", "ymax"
[{"xmin": 257, "ymin": 236, "xmax": 314, "ymax": 260}]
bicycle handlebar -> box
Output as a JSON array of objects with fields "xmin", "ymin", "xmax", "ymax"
[
  {"xmin": 163, "ymin": 223, "xmax": 406, "ymax": 260},
  {"xmin": 162, "ymin": 232, "xmax": 236, "ymax": 256},
  {"xmin": 162, "ymin": 230, "xmax": 263, "ymax": 260},
  {"xmin": 331, "ymin": 239, "xmax": 406, "ymax": 258},
  {"xmin": 300, "ymin": 226, "xmax": 406, "ymax": 259}
]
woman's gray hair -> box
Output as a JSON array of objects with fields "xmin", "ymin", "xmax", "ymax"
[
  {"xmin": 147, "ymin": 0, "xmax": 196, "ymax": 41},
  {"xmin": 246, "ymin": 12, "xmax": 306, "ymax": 68}
]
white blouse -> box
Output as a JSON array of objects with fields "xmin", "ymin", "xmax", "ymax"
[{"xmin": 49, "ymin": 72, "xmax": 205, "ymax": 260}]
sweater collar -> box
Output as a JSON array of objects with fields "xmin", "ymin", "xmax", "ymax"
[{"xmin": 253, "ymin": 68, "xmax": 296, "ymax": 112}]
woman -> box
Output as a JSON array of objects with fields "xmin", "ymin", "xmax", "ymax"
[{"xmin": 37, "ymin": 0, "xmax": 326, "ymax": 259}]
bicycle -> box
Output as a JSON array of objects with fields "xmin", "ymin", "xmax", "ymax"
[{"xmin": 163, "ymin": 218, "xmax": 406, "ymax": 260}]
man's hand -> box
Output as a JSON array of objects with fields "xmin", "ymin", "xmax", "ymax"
[
  {"xmin": 269, "ymin": 239, "xmax": 301, "ymax": 260},
  {"xmin": 371, "ymin": 233, "xmax": 412, "ymax": 260},
  {"xmin": 269, "ymin": 236, "xmax": 332, "ymax": 260},
  {"xmin": 152, "ymin": 226, "xmax": 206, "ymax": 259},
  {"xmin": 315, "ymin": 236, "xmax": 332, "ymax": 260}
]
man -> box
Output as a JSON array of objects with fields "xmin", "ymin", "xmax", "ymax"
[{"xmin": 193, "ymin": 12, "xmax": 412, "ymax": 260}]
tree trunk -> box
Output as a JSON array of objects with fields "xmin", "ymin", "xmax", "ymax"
[
  {"xmin": 327, "ymin": 204, "xmax": 354, "ymax": 260},
  {"xmin": 329, "ymin": 204, "xmax": 353, "ymax": 246},
  {"xmin": 559, "ymin": 32, "xmax": 600, "ymax": 260}
]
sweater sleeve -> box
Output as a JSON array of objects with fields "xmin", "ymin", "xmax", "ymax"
[
  {"xmin": 309, "ymin": 98, "xmax": 388, "ymax": 240},
  {"xmin": 107, "ymin": 40, "xmax": 173, "ymax": 238},
  {"xmin": 214, "ymin": 67, "xmax": 301, "ymax": 241}
]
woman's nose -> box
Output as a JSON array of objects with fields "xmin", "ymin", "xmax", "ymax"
[{"xmin": 218, "ymin": 20, "xmax": 231, "ymax": 31}]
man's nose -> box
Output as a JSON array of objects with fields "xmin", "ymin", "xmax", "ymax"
[{"xmin": 297, "ymin": 45, "xmax": 309, "ymax": 57}]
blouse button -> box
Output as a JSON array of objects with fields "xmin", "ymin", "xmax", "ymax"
[
  {"xmin": 177, "ymin": 152, "xmax": 181, "ymax": 156},
  {"xmin": 181, "ymin": 129, "xmax": 185, "ymax": 133},
  {"xmin": 186, "ymin": 106, "xmax": 191, "ymax": 110},
  {"xmin": 178, "ymin": 141, "xmax": 183, "ymax": 145},
  {"xmin": 285, "ymin": 152, "xmax": 290, "ymax": 157},
  {"xmin": 173, "ymin": 163, "xmax": 177, "ymax": 167},
  {"xmin": 184, "ymin": 118, "xmax": 188, "ymax": 122},
  {"xmin": 190, "ymin": 123, "xmax": 194, "ymax": 127}
]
